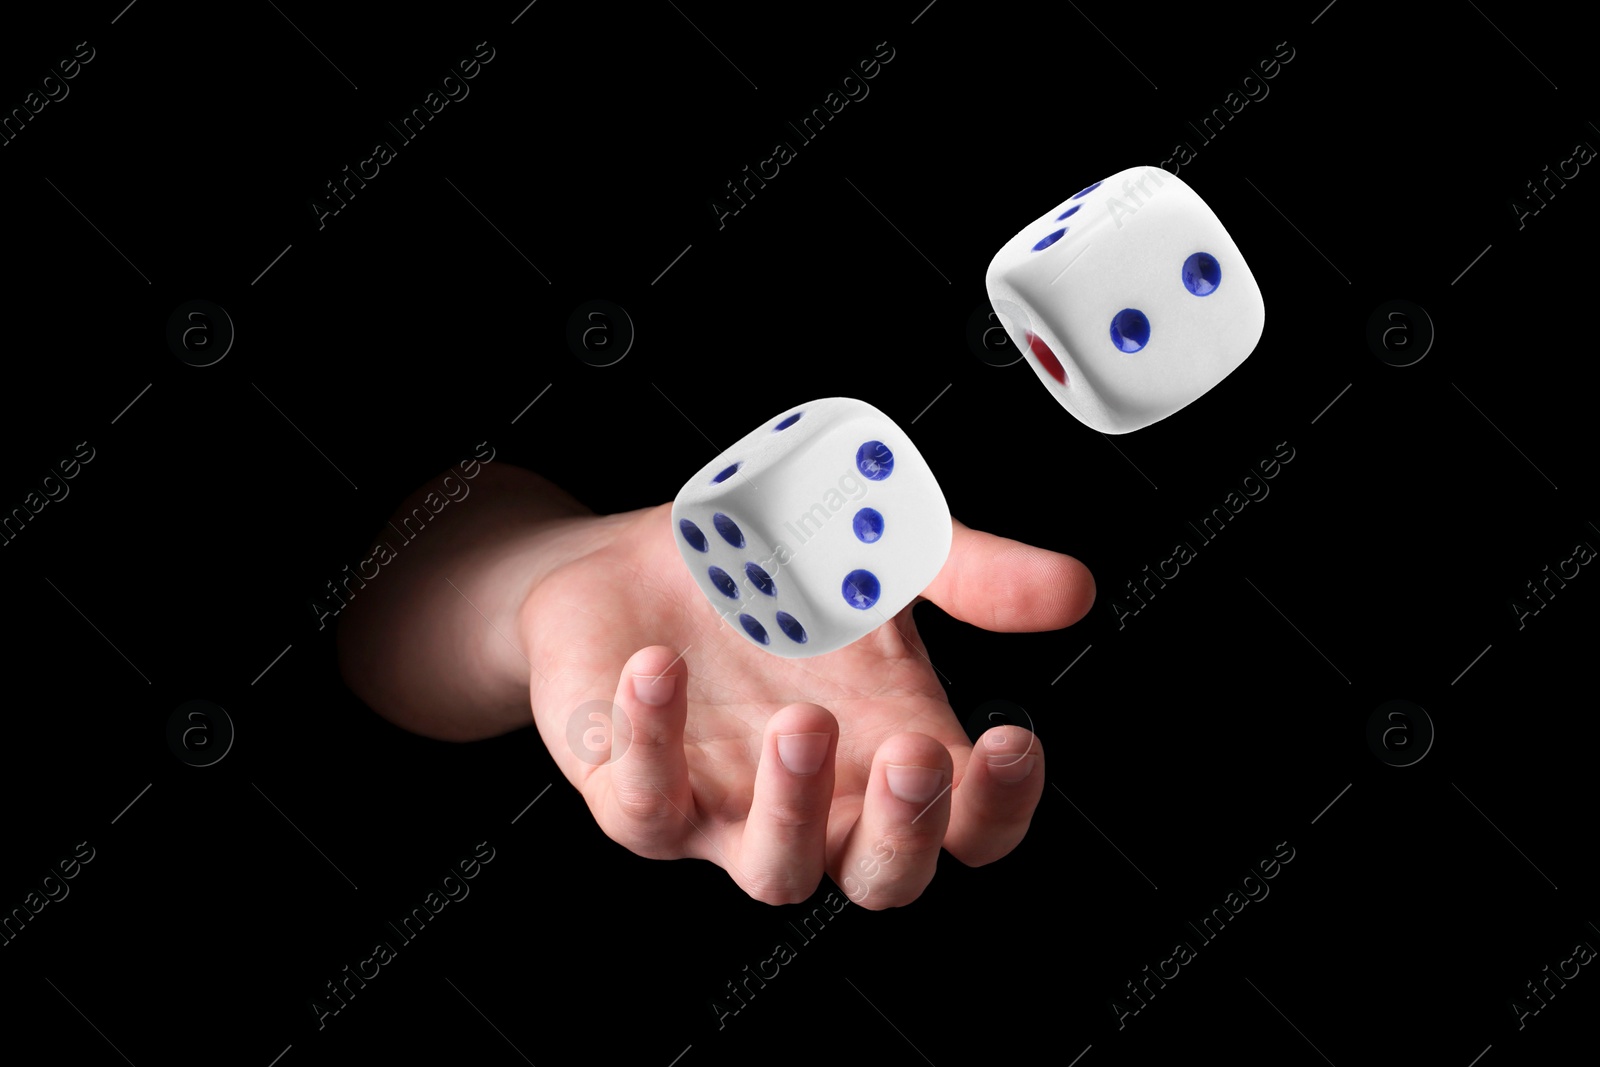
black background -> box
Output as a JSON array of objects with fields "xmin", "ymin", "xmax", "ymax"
[{"xmin": 2, "ymin": 2, "xmax": 1595, "ymax": 1064}]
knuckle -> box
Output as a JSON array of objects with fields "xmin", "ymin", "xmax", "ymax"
[
  {"xmin": 615, "ymin": 836, "xmax": 678, "ymax": 861},
  {"xmin": 946, "ymin": 841, "xmax": 1006, "ymax": 868},
  {"xmin": 878, "ymin": 829, "xmax": 943, "ymax": 864},
  {"xmin": 746, "ymin": 881, "xmax": 811, "ymax": 907},
  {"xmin": 601, "ymin": 818, "xmax": 682, "ymax": 860},
  {"xmin": 585, "ymin": 780, "xmax": 683, "ymax": 858},
  {"xmin": 759, "ymin": 795, "xmax": 828, "ymax": 837},
  {"xmin": 611, "ymin": 783, "xmax": 680, "ymax": 824},
  {"xmin": 618, "ymin": 717, "xmax": 674, "ymax": 751},
  {"xmin": 852, "ymin": 879, "xmax": 927, "ymax": 911},
  {"xmin": 742, "ymin": 868, "xmax": 817, "ymax": 907}
]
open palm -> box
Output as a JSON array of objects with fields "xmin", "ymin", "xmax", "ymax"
[{"xmin": 522, "ymin": 501, "xmax": 1095, "ymax": 907}]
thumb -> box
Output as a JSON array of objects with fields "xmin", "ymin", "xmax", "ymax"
[{"xmin": 918, "ymin": 518, "xmax": 1095, "ymax": 632}]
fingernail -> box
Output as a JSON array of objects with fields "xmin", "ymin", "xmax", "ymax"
[
  {"xmin": 985, "ymin": 753, "xmax": 1035, "ymax": 783},
  {"xmin": 777, "ymin": 732, "xmax": 830, "ymax": 776},
  {"xmin": 886, "ymin": 765, "xmax": 945, "ymax": 805},
  {"xmin": 632, "ymin": 672, "xmax": 677, "ymax": 706}
]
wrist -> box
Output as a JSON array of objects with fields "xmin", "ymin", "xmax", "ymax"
[{"xmin": 338, "ymin": 464, "xmax": 620, "ymax": 740}]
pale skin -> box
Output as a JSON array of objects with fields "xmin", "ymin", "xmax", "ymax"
[{"xmin": 337, "ymin": 462, "xmax": 1095, "ymax": 908}]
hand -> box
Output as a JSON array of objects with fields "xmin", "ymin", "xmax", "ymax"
[{"xmin": 521, "ymin": 501, "xmax": 1095, "ymax": 907}]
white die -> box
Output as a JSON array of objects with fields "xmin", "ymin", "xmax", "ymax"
[
  {"xmin": 671, "ymin": 397, "xmax": 952, "ymax": 658},
  {"xmin": 985, "ymin": 165, "xmax": 1265, "ymax": 434}
]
